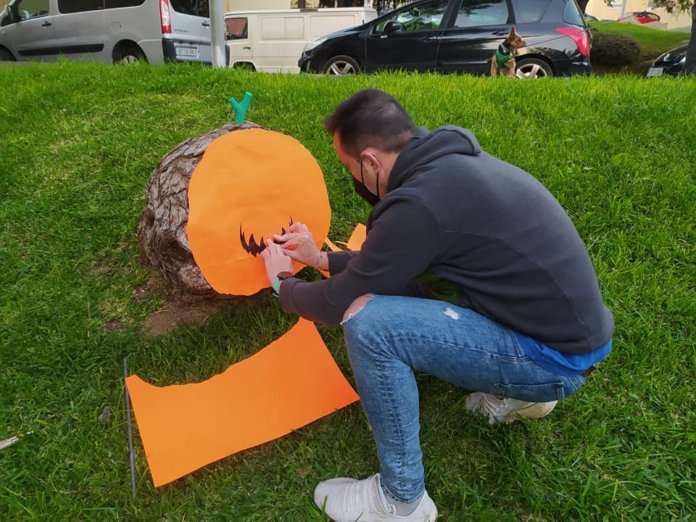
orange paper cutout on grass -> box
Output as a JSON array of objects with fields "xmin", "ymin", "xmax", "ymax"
[
  {"xmin": 126, "ymin": 319, "xmax": 359, "ymax": 487},
  {"xmin": 327, "ymin": 223, "xmax": 367, "ymax": 253},
  {"xmin": 187, "ymin": 128, "xmax": 332, "ymax": 295},
  {"xmin": 346, "ymin": 223, "xmax": 367, "ymax": 251}
]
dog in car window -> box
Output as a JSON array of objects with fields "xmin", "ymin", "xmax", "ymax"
[{"xmin": 490, "ymin": 27, "xmax": 526, "ymax": 78}]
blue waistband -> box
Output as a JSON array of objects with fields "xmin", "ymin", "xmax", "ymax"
[{"xmin": 515, "ymin": 334, "xmax": 612, "ymax": 377}]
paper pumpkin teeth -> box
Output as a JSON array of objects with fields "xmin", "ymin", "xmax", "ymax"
[{"xmin": 239, "ymin": 220, "xmax": 292, "ymax": 256}]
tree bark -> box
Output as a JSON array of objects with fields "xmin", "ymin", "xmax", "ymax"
[
  {"xmin": 577, "ymin": 0, "xmax": 589, "ymax": 14},
  {"xmin": 137, "ymin": 122, "xmax": 260, "ymax": 301},
  {"xmin": 683, "ymin": 3, "xmax": 696, "ymax": 75}
]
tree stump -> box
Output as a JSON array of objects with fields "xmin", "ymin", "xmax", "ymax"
[{"xmin": 137, "ymin": 122, "xmax": 260, "ymax": 301}]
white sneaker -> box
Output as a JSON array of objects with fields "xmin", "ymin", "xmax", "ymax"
[
  {"xmin": 466, "ymin": 392, "xmax": 557, "ymax": 425},
  {"xmin": 313, "ymin": 473, "xmax": 437, "ymax": 522}
]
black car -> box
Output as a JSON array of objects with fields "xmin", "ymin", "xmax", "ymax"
[
  {"xmin": 299, "ymin": 0, "xmax": 591, "ymax": 78},
  {"xmin": 647, "ymin": 44, "xmax": 689, "ymax": 77}
]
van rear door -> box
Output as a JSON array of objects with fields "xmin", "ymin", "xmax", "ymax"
[{"xmin": 165, "ymin": 0, "xmax": 210, "ymax": 63}]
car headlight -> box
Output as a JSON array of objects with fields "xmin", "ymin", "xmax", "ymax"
[
  {"xmin": 676, "ymin": 53, "xmax": 687, "ymax": 64},
  {"xmin": 303, "ymin": 37, "xmax": 327, "ymax": 54}
]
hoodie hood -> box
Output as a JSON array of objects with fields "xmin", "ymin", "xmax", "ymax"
[{"xmin": 387, "ymin": 126, "xmax": 482, "ymax": 192}]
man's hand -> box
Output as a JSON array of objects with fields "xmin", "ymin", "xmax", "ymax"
[
  {"xmin": 260, "ymin": 240, "xmax": 293, "ymax": 284},
  {"xmin": 273, "ymin": 222, "xmax": 327, "ymax": 270}
]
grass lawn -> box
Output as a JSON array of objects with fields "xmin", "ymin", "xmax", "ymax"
[{"xmin": 0, "ymin": 62, "xmax": 694, "ymax": 521}]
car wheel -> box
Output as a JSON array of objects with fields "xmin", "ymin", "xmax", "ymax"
[
  {"xmin": 114, "ymin": 46, "xmax": 146, "ymax": 65},
  {"xmin": 233, "ymin": 62, "xmax": 256, "ymax": 71},
  {"xmin": 0, "ymin": 48, "xmax": 15, "ymax": 61},
  {"xmin": 515, "ymin": 58, "xmax": 553, "ymax": 79},
  {"xmin": 323, "ymin": 55, "xmax": 361, "ymax": 75}
]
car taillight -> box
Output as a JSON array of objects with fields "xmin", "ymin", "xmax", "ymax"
[
  {"xmin": 160, "ymin": 0, "xmax": 172, "ymax": 34},
  {"xmin": 555, "ymin": 27, "xmax": 590, "ymax": 56}
]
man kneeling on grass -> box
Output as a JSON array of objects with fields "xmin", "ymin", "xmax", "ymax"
[{"xmin": 261, "ymin": 89, "xmax": 614, "ymax": 522}]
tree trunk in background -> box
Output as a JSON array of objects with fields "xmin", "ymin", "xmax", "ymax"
[
  {"xmin": 577, "ymin": 0, "xmax": 589, "ymax": 14},
  {"xmin": 138, "ymin": 122, "xmax": 260, "ymax": 301},
  {"xmin": 684, "ymin": 3, "xmax": 696, "ymax": 75}
]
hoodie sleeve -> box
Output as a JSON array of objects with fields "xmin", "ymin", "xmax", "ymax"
[
  {"xmin": 327, "ymin": 250, "xmax": 358, "ymax": 275},
  {"xmin": 279, "ymin": 196, "xmax": 443, "ymax": 324}
]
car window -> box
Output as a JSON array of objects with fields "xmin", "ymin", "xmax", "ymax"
[
  {"xmin": 15, "ymin": 0, "xmax": 50, "ymax": 20},
  {"xmin": 105, "ymin": 0, "xmax": 146, "ymax": 8},
  {"xmin": 170, "ymin": 0, "xmax": 209, "ymax": 18},
  {"xmin": 373, "ymin": 0, "xmax": 449, "ymax": 34},
  {"xmin": 452, "ymin": 0, "xmax": 510, "ymax": 28},
  {"xmin": 562, "ymin": 0, "xmax": 584, "ymax": 26},
  {"xmin": 510, "ymin": 0, "xmax": 551, "ymax": 23},
  {"xmin": 57, "ymin": 0, "xmax": 102, "ymax": 13},
  {"xmin": 226, "ymin": 17, "xmax": 248, "ymax": 40}
]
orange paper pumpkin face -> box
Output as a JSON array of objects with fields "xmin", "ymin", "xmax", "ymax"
[{"xmin": 187, "ymin": 128, "xmax": 331, "ymax": 295}]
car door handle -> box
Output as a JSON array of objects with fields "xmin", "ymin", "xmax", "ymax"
[
  {"xmin": 202, "ymin": 21, "xmax": 210, "ymax": 27},
  {"xmin": 42, "ymin": 21, "xmax": 52, "ymax": 27},
  {"xmin": 493, "ymin": 30, "xmax": 509, "ymax": 36},
  {"xmin": 242, "ymin": 46, "xmax": 251, "ymax": 50}
]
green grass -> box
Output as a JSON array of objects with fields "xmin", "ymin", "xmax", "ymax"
[
  {"xmin": 1, "ymin": 62, "xmax": 695, "ymax": 521},
  {"xmin": 590, "ymin": 19, "xmax": 690, "ymax": 56}
]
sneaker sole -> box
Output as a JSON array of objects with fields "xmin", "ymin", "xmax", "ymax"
[{"xmin": 505, "ymin": 400, "xmax": 557, "ymax": 423}]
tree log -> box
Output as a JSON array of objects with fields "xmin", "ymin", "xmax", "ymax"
[{"xmin": 137, "ymin": 122, "xmax": 261, "ymax": 300}]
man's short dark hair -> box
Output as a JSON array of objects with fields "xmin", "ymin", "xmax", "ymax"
[{"xmin": 324, "ymin": 89, "xmax": 416, "ymax": 159}]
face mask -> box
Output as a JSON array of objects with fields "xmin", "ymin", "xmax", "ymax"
[{"xmin": 353, "ymin": 159, "xmax": 381, "ymax": 206}]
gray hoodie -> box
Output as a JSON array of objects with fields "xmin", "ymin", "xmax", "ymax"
[{"xmin": 280, "ymin": 126, "xmax": 614, "ymax": 355}]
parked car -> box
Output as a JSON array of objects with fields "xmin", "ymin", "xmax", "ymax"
[
  {"xmin": 646, "ymin": 44, "xmax": 688, "ymax": 77},
  {"xmin": 0, "ymin": 0, "xmax": 219, "ymax": 65},
  {"xmin": 225, "ymin": 7, "xmax": 377, "ymax": 73},
  {"xmin": 298, "ymin": 0, "xmax": 592, "ymax": 78},
  {"xmin": 630, "ymin": 11, "xmax": 660, "ymax": 24}
]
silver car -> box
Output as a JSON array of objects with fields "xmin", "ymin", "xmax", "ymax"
[{"xmin": 0, "ymin": 0, "xmax": 218, "ymax": 64}]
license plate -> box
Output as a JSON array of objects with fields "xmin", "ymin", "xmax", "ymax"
[
  {"xmin": 175, "ymin": 46, "xmax": 199, "ymax": 58},
  {"xmin": 646, "ymin": 67, "xmax": 663, "ymax": 77}
]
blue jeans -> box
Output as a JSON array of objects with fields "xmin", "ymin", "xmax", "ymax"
[{"xmin": 341, "ymin": 295, "xmax": 586, "ymax": 503}]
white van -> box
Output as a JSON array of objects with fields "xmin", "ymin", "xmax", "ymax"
[
  {"xmin": 224, "ymin": 8, "xmax": 376, "ymax": 73},
  {"xmin": 0, "ymin": 0, "xmax": 219, "ymax": 64}
]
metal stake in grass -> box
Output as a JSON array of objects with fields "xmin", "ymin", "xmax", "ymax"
[
  {"xmin": 123, "ymin": 353, "xmax": 137, "ymax": 497},
  {"xmin": 0, "ymin": 431, "xmax": 33, "ymax": 451}
]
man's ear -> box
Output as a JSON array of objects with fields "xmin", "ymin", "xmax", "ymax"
[
  {"xmin": 360, "ymin": 150, "xmax": 381, "ymax": 172},
  {"xmin": 510, "ymin": 26, "xmax": 518, "ymax": 38}
]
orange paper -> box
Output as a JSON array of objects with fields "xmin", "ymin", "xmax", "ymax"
[
  {"xmin": 126, "ymin": 319, "xmax": 359, "ymax": 487},
  {"xmin": 329, "ymin": 223, "xmax": 367, "ymax": 252},
  {"xmin": 346, "ymin": 223, "xmax": 367, "ymax": 251},
  {"xmin": 187, "ymin": 128, "xmax": 332, "ymax": 295}
]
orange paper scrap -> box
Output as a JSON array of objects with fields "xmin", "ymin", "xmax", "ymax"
[
  {"xmin": 327, "ymin": 223, "xmax": 367, "ymax": 253},
  {"xmin": 325, "ymin": 237, "xmax": 343, "ymax": 253},
  {"xmin": 126, "ymin": 319, "xmax": 359, "ymax": 487},
  {"xmin": 346, "ymin": 223, "xmax": 367, "ymax": 251}
]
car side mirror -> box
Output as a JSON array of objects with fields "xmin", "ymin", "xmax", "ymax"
[{"xmin": 384, "ymin": 21, "xmax": 403, "ymax": 34}]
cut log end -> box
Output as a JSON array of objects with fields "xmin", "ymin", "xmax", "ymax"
[{"xmin": 137, "ymin": 121, "xmax": 261, "ymax": 299}]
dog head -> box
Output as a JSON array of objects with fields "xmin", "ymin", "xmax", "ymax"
[{"xmin": 506, "ymin": 27, "xmax": 526, "ymax": 52}]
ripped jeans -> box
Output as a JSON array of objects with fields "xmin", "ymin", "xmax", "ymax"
[{"xmin": 341, "ymin": 295, "xmax": 586, "ymax": 503}]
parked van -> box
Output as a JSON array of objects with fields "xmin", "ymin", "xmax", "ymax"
[
  {"xmin": 0, "ymin": 0, "xmax": 218, "ymax": 65},
  {"xmin": 224, "ymin": 8, "xmax": 377, "ymax": 73}
]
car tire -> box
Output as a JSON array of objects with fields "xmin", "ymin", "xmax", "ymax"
[
  {"xmin": 114, "ymin": 45, "xmax": 146, "ymax": 65},
  {"xmin": 0, "ymin": 48, "xmax": 15, "ymax": 61},
  {"xmin": 323, "ymin": 55, "xmax": 361, "ymax": 75},
  {"xmin": 515, "ymin": 58, "xmax": 553, "ymax": 79},
  {"xmin": 233, "ymin": 62, "xmax": 256, "ymax": 71}
]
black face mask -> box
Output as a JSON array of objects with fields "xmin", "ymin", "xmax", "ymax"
[{"xmin": 353, "ymin": 160, "xmax": 381, "ymax": 206}]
